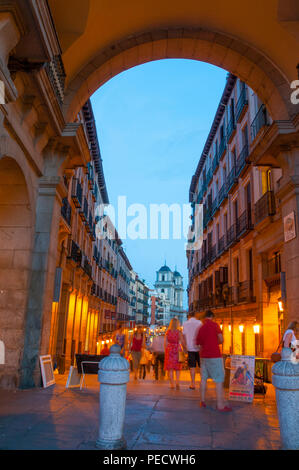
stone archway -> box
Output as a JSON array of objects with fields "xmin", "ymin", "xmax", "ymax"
[
  {"xmin": 63, "ymin": 28, "xmax": 298, "ymax": 124},
  {"xmin": 0, "ymin": 156, "xmax": 32, "ymax": 388}
]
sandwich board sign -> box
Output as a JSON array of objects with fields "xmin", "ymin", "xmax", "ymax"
[
  {"xmin": 40, "ymin": 355, "xmax": 55, "ymax": 388},
  {"xmin": 229, "ymin": 355, "xmax": 255, "ymax": 403},
  {"xmin": 66, "ymin": 366, "xmax": 81, "ymax": 388}
]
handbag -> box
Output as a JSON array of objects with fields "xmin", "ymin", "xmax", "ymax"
[
  {"xmin": 178, "ymin": 350, "xmax": 186, "ymax": 363},
  {"xmin": 271, "ymin": 337, "xmax": 283, "ymax": 363}
]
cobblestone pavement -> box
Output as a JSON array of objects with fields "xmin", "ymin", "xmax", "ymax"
[{"xmin": 0, "ymin": 371, "xmax": 281, "ymax": 450}]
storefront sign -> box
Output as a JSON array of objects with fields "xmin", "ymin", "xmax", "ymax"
[
  {"xmin": 284, "ymin": 211, "xmax": 296, "ymax": 242},
  {"xmin": 229, "ymin": 355, "xmax": 255, "ymax": 403}
]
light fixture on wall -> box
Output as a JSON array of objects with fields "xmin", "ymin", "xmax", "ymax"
[
  {"xmin": 228, "ymin": 324, "xmax": 232, "ymax": 332},
  {"xmin": 277, "ymin": 297, "xmax": 284, "ymax": 313},
  {"xmin": 220, "ymin": 323, "xmax": 223, "ymax": 330},
  {"xmin": 253, "ymin": 324, "xmax": 260, "ymax": 334},
  {"xmin": 239, "ymin": 324, "xmax": 244, "ymax": 333}
]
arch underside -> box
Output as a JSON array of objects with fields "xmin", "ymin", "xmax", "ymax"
[
  {"xmin": 63, "ymin": 28, "xmax": 298, "ymax": 123},
  {"xmin": 0, "ymin": 157, "xmax": 32, "ymax": 388}
]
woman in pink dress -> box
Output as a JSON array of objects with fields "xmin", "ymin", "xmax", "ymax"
[{"xmin": 164, "ymin": 318, "xmax": 186, "ymax": 390}]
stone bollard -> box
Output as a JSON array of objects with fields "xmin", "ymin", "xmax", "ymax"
[
  {"xmin": 96, "ymin": 344, "xmax": 130, "ymax": 450},
  {"xmin": 272, "ymin": 347, "xmax": 299, "ymax": 450}
]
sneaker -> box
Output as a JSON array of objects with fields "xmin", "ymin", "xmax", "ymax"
[
  {"xmin": 199, "ymin": 401, "xmax": 207, "ymax": 408},
  {"xmin": 217, "ymin": 406, "xmax": 232, "ymax": 412}
]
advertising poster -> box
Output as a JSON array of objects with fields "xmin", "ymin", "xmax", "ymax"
[{"xmin": 229, "ymin": 355, "xmax": 255, "ymax": 403}]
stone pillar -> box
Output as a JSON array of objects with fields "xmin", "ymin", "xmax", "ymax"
[
  {"xmin": 97, "ymin": 344, "xmax": 130, "ymax": 450},
  {"xmin": 20, "ymin": 172, "xmax": 66, "ymax": 388},
  {"xmin": 272, "ymin": 348, "xmax": 299, "ymax": 450},
  {"xmin": 276, "ymin": 146, "xmax": 299, "ymax": 327}
]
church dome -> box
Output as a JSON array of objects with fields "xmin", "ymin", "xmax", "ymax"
[
  {"xmin": 159, "ymin": 265, "xmax": 171, "ymax": 272},
  {"xmin": 173, "ymin": 271, "xmax": 182, "ymax": 277}
]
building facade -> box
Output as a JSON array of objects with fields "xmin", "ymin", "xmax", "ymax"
[
  {"xmin": 128, "ymin": 270, "xmax": 137, "ymax": 328},
  {"xmin": 0, "ymin": 1, "xmax": 298, "ymax": 390},
  {"xmin": 116, "ymin": 247, "xmax": 132, "ymax": 326},
  {"xmin": 135, "ymin": 277, "xmax": 150, "ymax": 325},
  {"xmin": 154, "ymin": 265, "xmax": 186, "ymax": 324},
  {"xmin": 187, "ymin": 74, "xmax": 290, "ymax": 358},
  {"xmin": 150, "ymin": 290, "xmax": 171, "ymax": 326}
]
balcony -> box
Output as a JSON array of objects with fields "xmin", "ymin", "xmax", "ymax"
[
  {"xmin": 218, "ymin": 234, "xmax": 226, "ymax": 256},
  {"xmin": 61, "ymin": 198, "xmax": 72, "ymax": 226},
  {"xmin": 226, "ymin": 116, "xmax": 236, "ymax": 144},
  {"xmin": 71, "ymin": 178, "xmax": 83, "ymax": 208},
  {"xmin": 254, "ymin": 191, "xmax": 276, "ymax": 225},
  {"xmin": 218, "ymin": 181, "xmax": 228, "ymax": 207},
  {"xmin": 91, "ymin": 283, "xmax": 97, "ymax": 296},
  {"xmin": 236, "ymin": 280, "xmax": 255, "ymax": 303},
  {"xmin": 82, "ymin": 255, "xmax": 92, "ymax": 279},
  {"xmin": 236, "ymin": 143, "xmax": 249, "ymax": 178},
  {"xmin": 236, "ymin": 209, "xmax": 253, "ymax": 238},
  {"xmin": 218, "ymin": 138, "xmax": 227, "ymax": 160},
  {"xmin": 235, "ymin": 86, "xmax": 248, "ymax": 123},
  {"xmin": 212, "ymin": 154, "xmax": 219, "ymax": 173},
  {"xmin": 68, "ymin": 240, "xmax": 82, "ymax": 265},
  {"xmin": 210, "ymin": 245, "xmax": 217, "ymax": 263},
  {"xmin": 87, "ymin": 163, "xmax": 94, "ymax": 190},
  {"xmin": 227, "ymin": 166, "xmax": 237, "ymax": 193},
  {"xmin": 227, "ymin": 224, "xmax": 237, "ymax": 247},
  {"xmin": 263, "ymin": 254, "xmax": 281, "ymax": 288},
  {"xmin": 211, "ymin": 198, "xmax": 219, "ymax": 217},
  {"xmin": 251, "ymin": 105, "xmax": 269, "ymax": 142},
  {"xmin": 79, "ymin": 197, "xmax": 88, "ymax": 223}
]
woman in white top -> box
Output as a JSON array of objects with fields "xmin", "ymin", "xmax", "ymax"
[{"xmin": 283, "ymin": 321, "xmax": 298, "ymax": 349}]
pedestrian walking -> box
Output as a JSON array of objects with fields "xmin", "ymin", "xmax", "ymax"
[
  {"xmin": 196, "ymin": 310, "xmax": 232, "ymax": 412},
  {"xmin": 183, "ymin": 311, "xmax": 202, "ymax": 390},
  {"xmin": 130, "ymin": 326, "xmax": 145, "ymax": 381},
  {"xmin": 282, "ymin": 321, "xmax": 298, "ymax": 349},
  {"xmin": 101, "ymin": 343, "xmax": 110, "ymax": 356},
  {"xmin": 150, "ymin": 333, "xmax": 165, "ymax": 381},
  {"xmin": 113, "ymin": 322, "xmax": 126, "ymax": 356},
  {"xmin": 139, "ymin": 348, "xmax": 151, "ymax": 379},
  {"xmin": 164, "ymin": 318, "xmax": 186, "ymax": 390}
]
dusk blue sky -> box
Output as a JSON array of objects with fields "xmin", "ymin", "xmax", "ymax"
[{"xmin": 91, "ymin": 59, "xmax": 227, "ymax": 307}]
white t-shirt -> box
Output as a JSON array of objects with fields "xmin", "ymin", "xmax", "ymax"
[
  {"xmin": 283, "ymin": 329, "xmax": 297, "ymax": 347},
  {"xmin": 183, "ymin": 317, "xmax": 202, "ymax": 352}
]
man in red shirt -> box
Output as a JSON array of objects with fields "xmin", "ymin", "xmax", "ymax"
[{"xmin": 196, "ymin": 310, "xmax": 232, "ymax": 412}]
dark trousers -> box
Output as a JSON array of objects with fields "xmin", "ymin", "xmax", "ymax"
[
  {"xmin": 154, "ymin": 353, "xmax": 165, "ymax": 380},
  {"xmin": 139, "ymin": 364, "xmax": 146, "ymax": 379}
]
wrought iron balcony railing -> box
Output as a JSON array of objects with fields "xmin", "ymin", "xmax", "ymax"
[
  {"xmin": 68, "ymin": 239, "xmax": 82, "ymax": 265},
  {"xmin": 218, "ymin": 138, "xmax": 227, "ymax": 160},
  {"xmin": 226, "ymin": 116, "xmax": 236, "ymax": 143},
  {"xmin": 236, "ymin": 143, "xmax": 249, "ymax": 177},
  {"xmin": 71, "ymin": 178, "xmax": 83, "ymax": 208},
  {"xmin": 235, "ymin": 86, "xmax": 248, "ymax": 122},
  {"xmin": 251, "ymin": 104, "xmax": 269, "ymax": 142},
  {"xmin": 227, "ymin": 166, "xmax": 238, "ymax": 192},
  {"xmin": 254, "ymin": 190, "xmax": 276, "ymax": 225},
  {"xmin": 61, "ymin": 198, "xmax": 72, "ymax": 226}
]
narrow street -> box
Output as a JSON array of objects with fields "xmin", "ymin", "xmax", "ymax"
[{"xmin": 0, "ymin": 372, "xmax": 280, "ymax": 450}]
